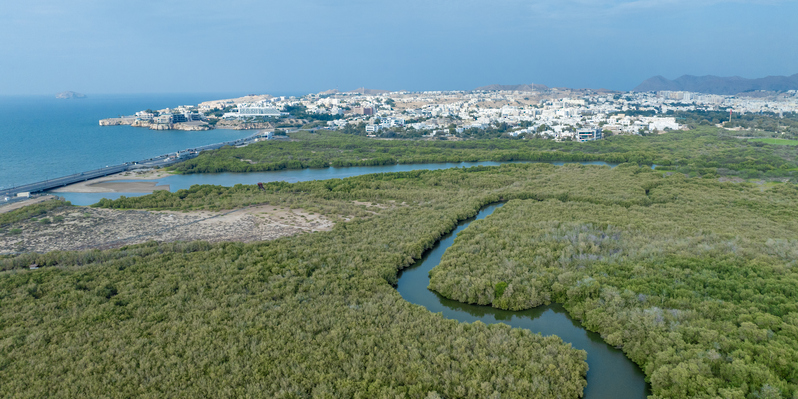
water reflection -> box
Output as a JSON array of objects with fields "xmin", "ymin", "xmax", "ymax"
[{"xmin": 396, "ymin": 203, "xmax": 650, "ymax": 399}]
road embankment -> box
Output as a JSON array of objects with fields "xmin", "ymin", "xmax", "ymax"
[{"xmin": 50, "ymin": 170, "xmax": 173, "ymax": 193}]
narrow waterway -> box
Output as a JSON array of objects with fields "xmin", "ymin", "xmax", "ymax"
[
  {"xmin": 396, "ymin": 203, "xmax": 650, "ymax": 398},
  {"xmin": 54, "ymin": 161, "xmax": 617, "ymax": 205}
]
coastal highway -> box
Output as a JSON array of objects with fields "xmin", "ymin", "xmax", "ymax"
[{"xmin": 1, "ymin": 132, "xmax": 267, "ymax": 200}]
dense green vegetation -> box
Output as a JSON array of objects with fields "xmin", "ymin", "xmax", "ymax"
[
  {"xmin": 4, "ymin": 162, "xmax": 798, "ymax": 398},
  {"xmin": 169, "ymin": 129, "xmax": 798, "ymax": 181},
  {"xmin": 339, "ymin": 120, "xmax": 532, "ymax": 140},
  {"xmin": 2, "ymin": 165, "xmax": 606, "ymax": 398},
  {"xmin": 429, "ymin": 169, "xmax": 798, "ymax": 398},
  {"xmin": 283, "ymin": 104, "xmax": 343, "ymax": 122},
  {"xmin": 749, "ymin": 138, "xmax": 798, "ymax": 146},
  {"xmin": 0, "ymin": 199, "xmax": 71, "ymax": 228},
  {"xmin": 92, "ymin": 183, "xmax": 375, "ymax": 217}
]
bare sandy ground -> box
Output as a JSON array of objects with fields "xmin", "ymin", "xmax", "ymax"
[
  {"xmin": 88, "ymin": 181, "xmax": 171, "ymax": 192},
  {"xmin": 51, "ymin": 169, "xmax": 173, "ymax": 193},
  {"xmin": 1, "ymin": 204, "xmax": 332, "ymax": 254}
]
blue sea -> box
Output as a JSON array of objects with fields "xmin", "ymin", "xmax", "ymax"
[
  {"xmin": 0, "ymin": 94, "xmax": 626, "ymax": 204},
  {"xmin": 0, "ymin": 93, "xmax": 261, "ymax": 190}
]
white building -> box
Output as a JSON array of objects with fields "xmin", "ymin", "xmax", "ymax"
[
  {"xmin": 645, "ymin": 117, "xmax": 681, "ymax": 131},
  {"xmin": 135, "ymin": 111, "xmax": 154, "ymax": 121},
  {"xmin": 154, "ymin": 114, "xmax": 173, "ymax": 124},
  {"xmin": 237, "ymin": 105, "xmax": 282, "ymax": 117}
]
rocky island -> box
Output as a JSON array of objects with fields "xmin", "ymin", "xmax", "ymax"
[{"xmin": 55, "ymin": 91, "xmax": 86, "ymax": 99}]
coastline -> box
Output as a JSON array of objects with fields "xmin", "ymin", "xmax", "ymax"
[{"xmin": 50, "ymin": 170, "xmax": 173, "ymax": 193}]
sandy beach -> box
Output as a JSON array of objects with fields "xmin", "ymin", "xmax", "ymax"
[
  {"xmin": 88, "ymin": 181, "xmax": 170, "ymax": 192},
  {"xmin": 50, "ymin": 169, "xmax": 173, "ymax": 193}
]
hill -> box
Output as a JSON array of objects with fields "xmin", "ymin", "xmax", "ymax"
[
  {"xmin": 474, "ymin": 83, "xmax": 549, "ymax": 92},
  {"xmin": 634, "ymin": 73, "xmax": 798, "ymax": 94},
  {"xmin": 347, "ymin": 87, "xmax": 391, "ymax": 95}
]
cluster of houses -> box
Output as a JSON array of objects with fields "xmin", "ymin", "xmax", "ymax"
[
  {"xmin": 127, "ymin": 88, "xmax": 798, "ymax": 141},
  {"xmin": 134, "ymin": 107, "xmax": 204, "ymax": 124}
]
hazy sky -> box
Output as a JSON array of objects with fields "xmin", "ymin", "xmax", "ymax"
[{"xmin": 1, "ymin": 0, "xmax": 796, "ymax": 95}]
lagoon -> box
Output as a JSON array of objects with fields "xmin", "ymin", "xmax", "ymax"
[{"xmin": 55, "ymin": 161, "xmax": 617, "ymax": 205}]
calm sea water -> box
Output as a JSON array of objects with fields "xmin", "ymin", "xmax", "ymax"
[{"xmin": 0, "ymin": 93, "xmax": 259, "ymax": 190}]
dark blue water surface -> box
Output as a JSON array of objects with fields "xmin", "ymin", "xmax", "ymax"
[
  {"xmin": 397, "ymin": 204, "xmax": 651, "ymax": 399},
  {"xmin": 0, "ymin": 93, "xmax": 252, "ymax": 189}
]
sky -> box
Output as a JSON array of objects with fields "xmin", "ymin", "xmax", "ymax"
[{"xmin": 1, "ymin": 0, "xmax": 797, "ymax": 95}]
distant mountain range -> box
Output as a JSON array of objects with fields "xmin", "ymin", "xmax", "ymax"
[
  {"xmin": 316, "ymin": 75, "xmax": 798, "ymax": 97},
  {"xmin": 634, "ymin": 74, "xmax": 798, "ymax": 95}
]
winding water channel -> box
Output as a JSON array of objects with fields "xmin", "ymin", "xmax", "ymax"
[
  {"xmin": 396, "ymin": 204, "xmax": 650, "ymax": 398},
  {"xmin": 55, "ymin": 160, "xmax": 651, "ymax": 395},
  {"xmin": 54, "ymin": 161, "xmax": 617, "ymax": 205}
]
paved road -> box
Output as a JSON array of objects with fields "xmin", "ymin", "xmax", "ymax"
[{"xmin": 1, "ymin": 133, "xmax": 266, "ymax": 199}]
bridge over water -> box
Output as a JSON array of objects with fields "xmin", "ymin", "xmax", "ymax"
[{"xmin": 1, "ymin": 133, "xmax": 265, "ymax": 199}]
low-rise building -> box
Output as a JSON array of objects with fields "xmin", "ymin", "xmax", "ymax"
[
  {"xmin": 237, "ymin": 105, "xmax": 282, "ymax": 117},
  {"xmin": 576, "ymin": 128, "xmax": 602, "ymax": 142},
  {"xmin": 154, "ymin": 114, "xmax": 173, "ymax": 124},
  {"xmin": 172, "ymin": 113, "xmax": 188, "ymax": 123},
  {"xmin": 135, "ymin": 111, "xmax": 154, "ymax": 121}
]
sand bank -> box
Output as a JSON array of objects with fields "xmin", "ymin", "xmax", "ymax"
[
  {"xmin": 88, "ymin": 181, "xmax": 170, "ymax": 193},
  {"xmin": 51, "ymin": 169, "xmax": 173, "ymax": 193}
]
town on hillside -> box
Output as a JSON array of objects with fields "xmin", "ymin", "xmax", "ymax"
[{"xmin": 100, "ymin": 88, "xmax": 798, "ymax": 141}]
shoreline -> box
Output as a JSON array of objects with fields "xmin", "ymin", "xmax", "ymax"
[{"xmin": 50, "ymin": 169, "xmax": 174, "ymax": 193}]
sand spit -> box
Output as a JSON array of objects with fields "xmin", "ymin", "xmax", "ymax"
[
  {"xmin": 51, "ymin": 169, "xmax": 173, "ymax": 193},
  {"xmin": 88, "ymin": 181, "xmax": 170, "ymax": 193},
  {"xmin": 1, "ymin": 204, "xmax": 332, "ymax": 254}
]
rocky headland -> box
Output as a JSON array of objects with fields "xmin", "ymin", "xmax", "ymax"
[{"xmin": 99, "ymin": 118, "xmax": 211, "ymax": 131}]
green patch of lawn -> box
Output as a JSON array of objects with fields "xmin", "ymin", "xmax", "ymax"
[{"xmin": 749, "ymin": 137, "xmax": 798, "ymax": 145}]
